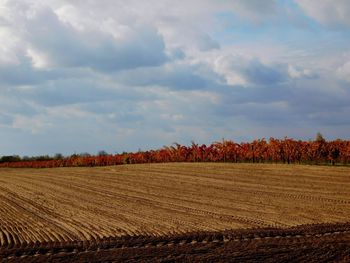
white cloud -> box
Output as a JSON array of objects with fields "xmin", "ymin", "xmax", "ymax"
[
  {"xmin": 287, "ymin": 65, "xmax": 315, "ymax": 79},
  {"xmin": 296, "ymin": 0, "xmax": 350, "ymax": 27},
  {"xmin": 0, "ymin": 28, "xmax": 22, "ymax": 65},
  {"xmin": 26, "ymin": 48, "xmax": 50, "ymax": 69},
  {"xmin": 0, "ymin": 0, "xmax": 349, "ymax": 155},
  {"xmin": 213, "ymin": 55, "xmax": 250, "ymax": 86}
]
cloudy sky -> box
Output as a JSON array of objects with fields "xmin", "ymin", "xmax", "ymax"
[{"xmin": 0, "ymin": 0, "xmax": 349, "ymax": 156}]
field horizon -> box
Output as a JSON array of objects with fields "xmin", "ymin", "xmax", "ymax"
[
  {"xmin": 2, "ymin": 0, "xmax": 350, "ymax": 261},
  {"xmin": 1, "ymin": 136, "xmax": 350, "ymax": 169}
]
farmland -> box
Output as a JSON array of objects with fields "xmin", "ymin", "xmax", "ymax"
[{"xmin": 0, "ymin": 163, "xmax": 350, "ymax": 261}]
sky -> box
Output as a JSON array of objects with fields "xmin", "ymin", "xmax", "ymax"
[{"xmin": 0, "ymin": 0, "xmax": 350, "ymax": 156}]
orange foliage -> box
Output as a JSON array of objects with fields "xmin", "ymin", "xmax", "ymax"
[{"xmin": 1, "ymin": 138, "xmax": 350, "ymax": 168}]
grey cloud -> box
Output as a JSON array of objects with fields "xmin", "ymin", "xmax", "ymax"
[
  {"xmin": 0, "ymin": 60, "xmax": 79, "ymax": 87},
  {"xmin": 168, "ymin": 48, "xmax": 186, "ymax": 60},
  {"xmin": 0, "ymin": 61, "xmax": 49, "ymax": 86},
  {"xmin": 195, "ymin": 32, "xmax": 220, "ymax": 51},
  {"xmin": 25, "ymin": 8, "xmax": 168, "ymax": 71},
  {"xmin": 79, "ymin": 101, "xmax": 146, "ymax": 124},
  {"xmin": 219, "ymin": 56, "xmax": 289, "ymax": 86},
  {"xmin": 220, "ymin": 83, "xmax": 291, "ymax": 105},
  {"xmin": 114, "ymin": 63, "xmax": 219, "ymax": 90},
  {"xmin": 214, "ymin": 73, "xmax": 350, "ymax": 128},
  {"xmin": 242, "ymin": 60, "xmax": 287, "ymax": 85},
  {"xmin": 0, "ymin": 0, "xmax": 349, "ymax": 156},
  {"xmin": 3, "ymin": 67, "xmax": 161, "ymax": 109},
  {"xmin": 286, "ymin": 79, "xmax": 350, "ymax": 126},
  {"xmin": 13, "ymin": 79, "xmax": 126, "ymax": 107},
  {"xmin": 0, "ymin": 113, "xmax": 13, "ymax": 126},
  {"xmin": 231, "ymin": 0, "xmax": 278, "ymax": 21},
  {"xmin": 0, "ymin": 93, "xmax": 40, "ymax": 118},
  {"xmin": 214, "ymin": 101, "xmax": 294, "ymax": 127}
]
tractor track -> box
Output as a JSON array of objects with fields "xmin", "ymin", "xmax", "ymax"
[{"xmin": 1, "ymin": 223, "xmax": 350, "ymax": 262}]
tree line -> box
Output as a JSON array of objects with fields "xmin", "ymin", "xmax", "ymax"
[{"xmin": 1, "ymin": 136, "xmax": 349, "ymax": 168}]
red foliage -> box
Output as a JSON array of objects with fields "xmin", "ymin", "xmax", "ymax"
[{"xmin": 1, "ymin": 138, "xmax": 350, "ymax": 168}]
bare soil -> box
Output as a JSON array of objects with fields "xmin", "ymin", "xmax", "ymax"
[
  {"xmin": 0, "ymin": 163, "xmax": 349, "ymax": 261},
  {"xmin": 1, "ymin": 223, "xmax": 350, "ymax": 262}
]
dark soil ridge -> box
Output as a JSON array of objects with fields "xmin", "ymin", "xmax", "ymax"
[{"xmin": 1, "ymin": 222, "xmax": 350, "ymax": 262}]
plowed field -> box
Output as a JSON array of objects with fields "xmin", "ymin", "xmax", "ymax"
[
  {"xmin": 0, "ymin": 163, "xmax": 349, "ymax": 261},
  {"xmin": 2, "ymin": 223, "xmax": 350, "ymax": 262}
]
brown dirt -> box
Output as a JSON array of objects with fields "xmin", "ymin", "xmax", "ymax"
[
  {"xmin": 1, "ymin": 223, "xmax": 350, "ymax": 262},
  {"xmin": 0, "ymin": 163, "xmax": 349, "ymax": 261}
]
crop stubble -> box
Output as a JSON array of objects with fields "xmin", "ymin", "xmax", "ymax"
[{"xmin": 0, "ymin": 163, "xmax": 349, "ymax": 248}]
